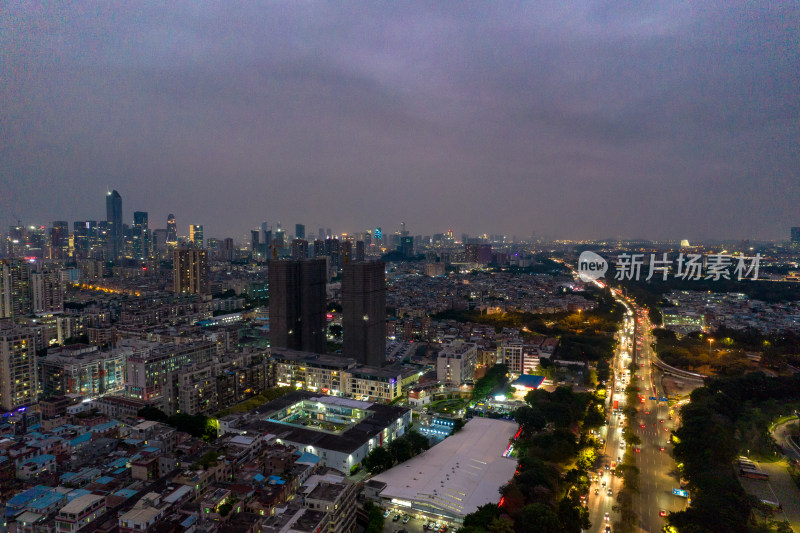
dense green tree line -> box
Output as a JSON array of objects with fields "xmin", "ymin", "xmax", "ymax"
[
  {"xmin": 461, "ymin": 386, "xmax": 601, "ymax": 532},
  {"xmin": 138, "ymin": 407, "xmax": 219, "ymax": 442},
  {"xmin": 361, "ymin": 430, "xmax": 431, "ymax": 474},
  {"xmin": 668, "ymin": 373, "xmax": 800, "ymax": 532},
  {"xmin": 472, "ymin": 364, "xmax": 510, "ymax": 400}
]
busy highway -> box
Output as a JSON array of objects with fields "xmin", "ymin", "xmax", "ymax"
[
  {"xmin": 629, "ymin": 307, "xmax": 688, "ymax": 532},
  {"xmin": 586, "ymin": 290, "xmax": 689, "ymax": 532}
]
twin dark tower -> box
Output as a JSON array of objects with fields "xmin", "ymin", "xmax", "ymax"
[{"xmin": 268, "ymin": 259, "xmax": 386, "ymax": 367}]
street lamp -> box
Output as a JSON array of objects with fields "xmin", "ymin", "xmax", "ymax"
[{"xmin": 708, "ymin": 338, "xmax": 714, "ymax": 355}]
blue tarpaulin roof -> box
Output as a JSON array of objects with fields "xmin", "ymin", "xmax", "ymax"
[
  {"xmin": 114, "ymin": 488, "xmax": 139, "ymax": 499},
  {"xmin": 511, "ymin": 375, "xmax": 545, "ymax": 390},
  {"xmin": 295, "ymin": 452, "xmax": 321, "ymax": 465}
]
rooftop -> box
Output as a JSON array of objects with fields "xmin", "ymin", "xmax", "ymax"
[
  {"xmin": 239, "ymin": 391, "xmax": 409, "ymax": 454},
  {"xmin": 59, "ymin": 493, "xmax": 103, "ymax": 515},
  {"xmin": 371, "ymin": 418, "xmax": 518, "ymax": 519}
]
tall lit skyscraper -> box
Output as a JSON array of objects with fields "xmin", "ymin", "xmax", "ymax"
[
  {"xmin": 173, "ymin": 248, "xmax": 209, "ymax": 295},
  {"xmin": 189, "ymin": 225, "xmax": 204, "ymax": 248},
  {"xmin": 792, "ymin": 227, "xmax": 800, "ymax": 249},
  {"xmin": 268, "ymin": 259, "xmax": 327, "ymax": 353},
  {"xmin": 167, "ymin": 214, "xmax": 178, "ymax": 246},
  {"xmin": 0, "ymin": 259, "xmax": 32, "ymax": 319},
  {"xmin": 132, "ymin": 211, "xmax": 149, "ymax": 259},
  {"xmin": 105, "ymin": 190, "xmax": 122, "ymax": 259},
  {"xmin": 342, "ymin": 261, "xmax": 386, "ymax": 367},
  {"xmin": 0, "ymin": 322, "xmax": 38, "ymax": 410},
  {"xmin": 295, "ymin": 224, "xmax": 305, "ymax": 240}
]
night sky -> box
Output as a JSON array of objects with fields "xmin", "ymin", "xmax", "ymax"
[{"xmin": 2, "ymin": 2, "xmax": 798, "ymax": 241}]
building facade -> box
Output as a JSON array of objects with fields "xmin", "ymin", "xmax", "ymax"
[
  {"xmin": 342, "ymin": 261, "xmax": 386, "ymax": 367},
  {"xmin": 0, "ymin": 322, "xmax": 38, "ymax": 410},
  {"xmin": 268, "ymin": 259, "xmax": 327, "ymax": 354},
  {"xmin": 436, "ymin": 341, "xmax": 477, "ymax": 386},
  {"xmin": 173, "ymin": 248, "xmax": 209, "ymax": 295}
]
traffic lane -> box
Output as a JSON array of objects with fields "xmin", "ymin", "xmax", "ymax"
[{"xmin": 772, "ymin": 419, "xmax": 800, "ymax": 461}]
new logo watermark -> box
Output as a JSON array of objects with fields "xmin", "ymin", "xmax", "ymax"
[
  {"xmin": 578, "ymin": 252, "xmax": 761, "ymax": 282},
  {"xmin": 578, "ymin": 251, "xmax": 608, "ymax": 282}
]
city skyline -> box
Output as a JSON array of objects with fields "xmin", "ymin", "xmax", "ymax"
[
  {"xmin": 5, "ymin": 188, "xmax": 800, "ymax": 247},
  {"xmin": 2, "ymin": 3, "xmax": 798, "ymax": 241}
]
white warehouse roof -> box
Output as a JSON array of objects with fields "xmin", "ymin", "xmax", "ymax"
[{"xmin": 371, "ymin": 417, "xmax": 518, "ymax": 520}]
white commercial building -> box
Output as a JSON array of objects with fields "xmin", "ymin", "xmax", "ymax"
[{"xmin": 370, "ymin": 418, "xmax": 518, "ymax": 522}]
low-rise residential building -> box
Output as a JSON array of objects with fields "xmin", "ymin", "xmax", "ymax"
[
  {"xmin": 55, "ymin": 493, "xmax": 105, "ymax": 533},
  {"xmin": 302, "ymin": 470, "xmax": 357, "ymax": 533}
]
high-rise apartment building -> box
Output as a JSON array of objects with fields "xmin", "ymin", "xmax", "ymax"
[
  {"xmin": 0, "ymin": 322, "xmax": 38, "ymax": 410},
  {"xmin": 189, "ymin": 224, "xmax": 204, "ymax": 248},
  {"xmin": 0, "ymin": 259, "xmax": 32, "ymax": 319},
  {"xmin": 268, "ymin": 259, "xmax": 327, "ymax": 353},
  {"xmin": 121, "ymin": 339, "xmax": 215, "ymax": 403},
  {"xmin": 342, "ymin": 261, "xmax": 386, "ymax": 367},
  {"xmin": 31, "ymin": 269, "xmax": 63, "ymax": 314},
  {"xmin": 105, "ymin": 190, "xmax": 123, "ymax": 259},
  {"xmin": 173, "ymin": 249, "xmax": 209, "ymax": 295}
]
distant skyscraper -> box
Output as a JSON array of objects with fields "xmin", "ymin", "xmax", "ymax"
[
  {"xmin": 342, "ymin": 261, "xmax": 386, "ymax": 367},
  {"xmin": 356, "ymin": 240, "xmax": 365, "ymax": 262},
  {"xmin": 173, "ymin": 248, "xmax": 209, "ymax": 295},
  {"xmin": 268, "ymin": 259, "xmax": 327, "ymax": 353},
  {"xmin": 105, "ymin": 190, "xmax": 122, "ymax": 259},
  {"xmin": 220, "ymin": 238, "xmax": 234, "ymax": 261},
  {"xmin": 400, "ymin": 236, "xmax": 414, "ymax": 258},
  {"xmin": 189, "ymin": 225, "xmax": 204, "ymax": 248},
  {"xmin": 132, "ymin": 211, "xmax": 149, "ymax": 259},
  {"xmin": 792, "ymin": 227, "xmax": 800, "ymax": 249},
  {"xmin": 50, "ymin": 221, "xmax": 69, "ymax": 260},
  {"xmin": 291, "ymin": 239, "xmax": 309, "ymax": 260},
  {"xmin": 295, "ymin": 224, "xmax": 305, "ymax": 240},
  {"xmin": 73, "ymin": 221, "xmax": 89, "ymax": 259},
  {"xmin": 275, "ymin": 227, "xmax": 285, "ymax": 249},
  {"xmin": 167, "ymin": 214, "xmax": 178, "ymax": 246},
  {"xmin": 251, "ymin": 230, "xmax": 260, "ymax": 255}
]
